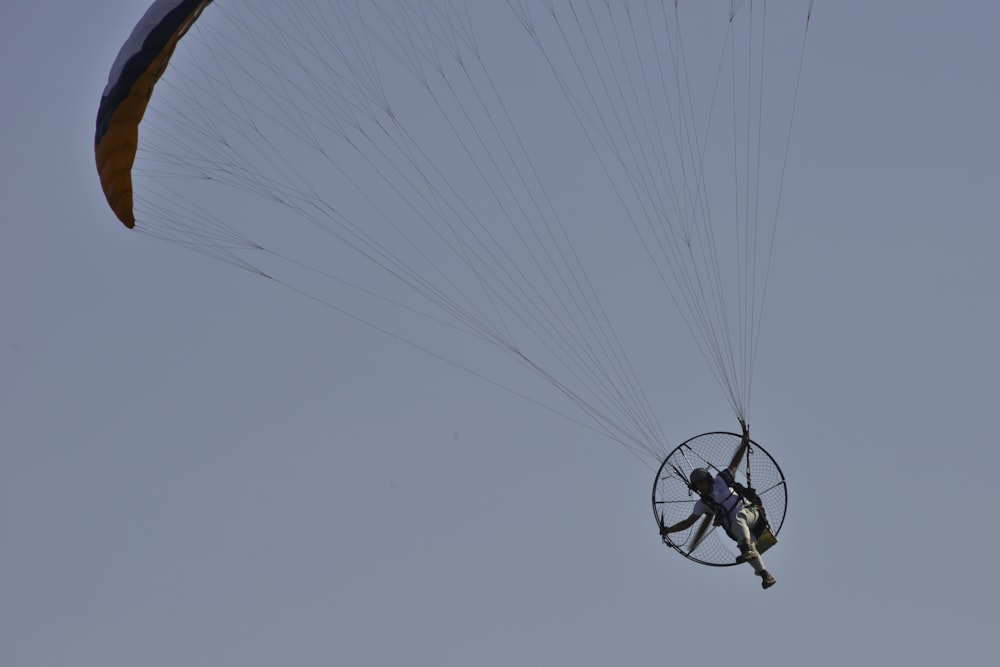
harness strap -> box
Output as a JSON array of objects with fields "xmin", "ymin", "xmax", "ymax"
[{"xmin": 696, "ymin": 488, "xmax": 740, "ymax": 540}]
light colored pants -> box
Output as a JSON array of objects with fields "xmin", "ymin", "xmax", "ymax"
[{"xmin": 728, "ymin": 506, "xmax": 766, "ymax": 574}]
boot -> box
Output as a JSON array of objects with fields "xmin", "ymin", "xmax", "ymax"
[{"xmin": 759, "ymin": 570, "xmax": 776, "ymax": 589}]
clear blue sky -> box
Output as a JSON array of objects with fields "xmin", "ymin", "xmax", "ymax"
[{"xmin": 3, "ymin": 2, "xmax": 999, "ymax": 665}]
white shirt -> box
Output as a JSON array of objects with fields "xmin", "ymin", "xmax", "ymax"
[{"xmin": 692, "ymin": 475, "xmax": 743, "ymax": 529}]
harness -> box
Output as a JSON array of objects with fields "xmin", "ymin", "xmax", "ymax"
[
  {"xmin": 718, "ymin": 469, "xmax": 766, "ymax": 515},
  {"xmin": 697, "ymin": 469, "xmax": 768, "ymax": 541}
]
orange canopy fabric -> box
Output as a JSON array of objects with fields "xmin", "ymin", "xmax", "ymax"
[{"xmin": 95, "ymin": 0, "xmax": 213, "ymax": 228}]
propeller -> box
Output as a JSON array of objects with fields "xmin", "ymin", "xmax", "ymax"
[
  {"xmin": 683, "ymin": 424, "xmax": 751, "ymax": 555},
  {"xmin": 726, "ymin": 419, "xmax": 751, "ymax": 473},
  {"xmin": 688, "ymin": 514, "xmax": 713, "ymax": 553}
]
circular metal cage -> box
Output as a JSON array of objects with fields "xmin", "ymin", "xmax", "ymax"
[{"xmin": 652, "ymin": 432, "xmax": 787, "ymax": 567}]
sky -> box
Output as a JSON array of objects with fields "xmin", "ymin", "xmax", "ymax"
[{"xmin": 3, "ymin": 2, "xmax": 1000, "ymax": 666}]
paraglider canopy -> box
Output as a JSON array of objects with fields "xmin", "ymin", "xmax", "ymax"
[{"xmin": 95, "ymin": 0, "xmax": 213, "ymax": 228}]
